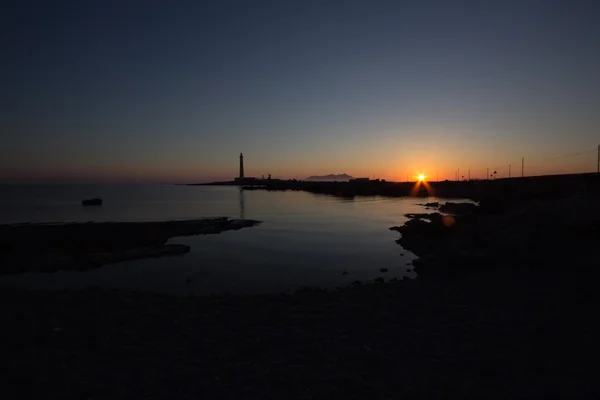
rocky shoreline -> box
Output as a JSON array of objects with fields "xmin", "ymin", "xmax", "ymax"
[
  {"xmin": 0, "ymin": 218, "xmax": 260, "ymax": 274},
  {"xmin": 392, "ymin": 195, "xmax": 600, "ymax": 278},
  {"xmin": 2, "ymin": 195, "xmax": 600, "ymax": 397}
]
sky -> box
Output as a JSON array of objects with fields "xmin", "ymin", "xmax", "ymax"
[{"xmin": 2, "ymin": 0, "xmax": 600, "ymax": 183}]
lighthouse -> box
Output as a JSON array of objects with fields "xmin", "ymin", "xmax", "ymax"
[{"xmin": 239, "ymin": 153, "xmax": 244, "ymax": 180}]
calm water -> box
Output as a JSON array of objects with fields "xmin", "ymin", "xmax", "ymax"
[{"xmin": 0, "ymin": 185, "xmax": 462, "ymax": 295}]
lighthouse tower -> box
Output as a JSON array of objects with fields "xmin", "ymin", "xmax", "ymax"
[{"xmin": 239, "ymin": 153, "xmax": 244, "ymax": 180}]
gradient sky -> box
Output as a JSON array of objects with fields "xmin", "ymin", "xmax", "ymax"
[{"xmin": 2, "ymin": 0, "xmax": 600, "ymax": 183}]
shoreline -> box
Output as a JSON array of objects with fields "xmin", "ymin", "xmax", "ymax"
[
  {"xmin": 192, "ymin": 171, "xmax": 600, "ymax": 201},
  {"xmin": 3, "ymin": 194, "xmax": 600, "ymax": 397},
  {"xmin": 3, "ymin": 264, "xmax": 598, "ymax": 397},
  {"xmin": 0, "ymin": 218, "xmax": 260, "ymax": 274},
  {"xmin": 394, "ymin": 196, "xmax": 600, "ymax": 278}
]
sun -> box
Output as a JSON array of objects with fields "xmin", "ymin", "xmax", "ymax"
[{"xmin": 418, "ymin": 174, "xmax": 425, "ymax": 182}]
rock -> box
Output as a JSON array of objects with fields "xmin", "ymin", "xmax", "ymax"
[
  {"xmin": 391, "ymin": 213, "xmax": 457, "ymax": 258},
  {"xmin": 228, "ymin": 219, "xmax": 261, "ymax": 230},
  {"xmin": 404, "ymin": 212, "xmax": 443, "ymax": 222},
  {"xmin": 85, "ymin": 244, "xmax": 191, "ymax": 267},
  {"xmin": 418, "ymin": 202, "xmax": 440, "ymax": 208},
  {"xmin": 439, "ymin": 202, "xmax": 478, "ymax": 215},
  {"xmin": 380, "ymin": 268, "xmax": 388, "ymax": 273},
  {"xmin": 82, "ymin": 198, "xmax": 102, "ymax": 206},
  {"xmin": 0, "ymin": 218, "xmax": 261, "ymax": 274},
  {"xmin": 477, "ymin": 196, "xmax": 512, "ymax": 214},
  {"xmin": 395, "ymin": 215, "xmax": 446, "ymax": 235}
]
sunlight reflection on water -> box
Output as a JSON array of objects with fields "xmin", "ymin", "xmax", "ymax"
[{"xmin": 0, "ymin": 185, "xmax": 471, "ymax": 294}]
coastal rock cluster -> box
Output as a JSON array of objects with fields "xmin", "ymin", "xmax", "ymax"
[
  {"xmin": 0, "ymin": 218, "xmax": 260, "ymax": 274},
  {"xmin": 392, "ymin": 196, "xmax": 600, "ymax": 278}
]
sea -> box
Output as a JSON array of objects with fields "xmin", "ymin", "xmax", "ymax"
[{"xmin": 0, "ymin": 184, "xmax": 460, "ymax": 295}]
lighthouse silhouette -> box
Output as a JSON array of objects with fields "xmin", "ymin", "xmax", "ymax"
[{"xmin": 239, "ymin": 153, "xmax": 244, "ymax": 180}]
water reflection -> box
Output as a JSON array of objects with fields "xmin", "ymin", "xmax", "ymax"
[
  {"xmin": 239, "ymin": 187, "xmax": 245, "ymax": 219},
  {"xmin": 0, "ymin": 187, "xmax": 438, "ymax": 295},
  {"xmin": 309, "ymin": 192, "xmax": 355, "ymax": 202}
]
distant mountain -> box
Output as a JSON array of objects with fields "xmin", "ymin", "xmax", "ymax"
[{"xmin": 305, "ymin": 174, "xmax": 354, "ymax": 182}]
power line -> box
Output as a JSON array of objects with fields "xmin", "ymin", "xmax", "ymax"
[
  {"xmin": 544, "ymin": 148, "xmax": 596, "ymax": 161},
  {"xmin": 415, "ymin": 147, "xmax": 597, "ymax": 183},
  {"xmin": 476, "ymin": 147, "xmax": 597, "ymax": 178}
]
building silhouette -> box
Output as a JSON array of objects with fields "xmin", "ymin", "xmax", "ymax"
[{"xmin": 235, "ymin": 153, "xmax": 257, "ymax": 184}]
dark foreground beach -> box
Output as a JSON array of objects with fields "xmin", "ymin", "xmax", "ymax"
[{"xmin": 2, "ymin": 194, "xmax": 600, "ymax": 398}]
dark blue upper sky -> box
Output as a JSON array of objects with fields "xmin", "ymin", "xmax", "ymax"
[{"xmin": 2, "ymin": 0, "xmax": 599, "ymax": 182}]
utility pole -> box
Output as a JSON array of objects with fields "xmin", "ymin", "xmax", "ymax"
[
  {"xmin": 458, "ymin": 168, "xmax": 460, "ymax": 182},
  {"xmin": 509, "ymin": 164, "xmax": 511, "ymax": 178},
  {"xmin": 522, "ymin": 157, "xmax": 524, "ymax": 178},
  {"xmin": 468, "ymin": 169, "xmax": 470, "ymax": 181},
  {"xmin": 487, "ymin": 168, "xmax": 489, "ymax": 180}
]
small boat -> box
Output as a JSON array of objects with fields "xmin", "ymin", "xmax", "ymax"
[{"xmin": 82, "ymin": 198, "xmax": 102, "ymax": 206}]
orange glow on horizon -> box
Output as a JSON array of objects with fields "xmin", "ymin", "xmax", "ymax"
[{"xmin": 410, "ymin": 176, "xmax": 434, "ymax": 197}]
